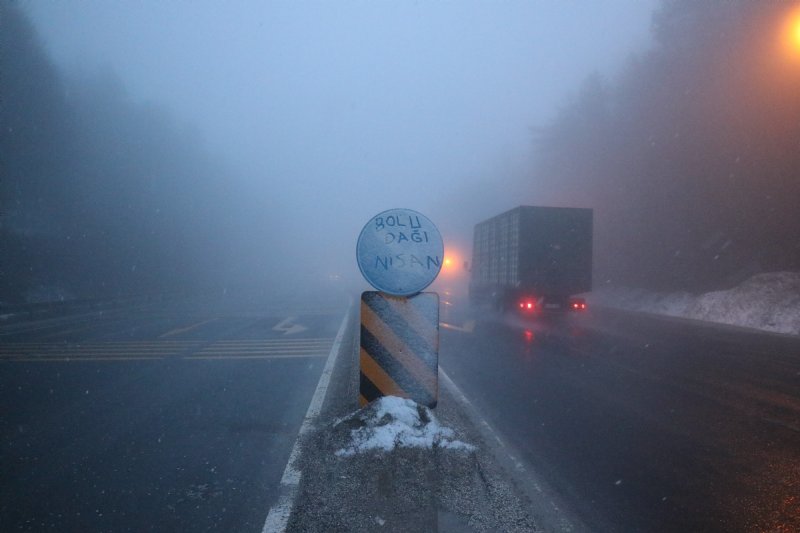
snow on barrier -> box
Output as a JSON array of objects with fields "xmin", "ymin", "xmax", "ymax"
[{"xmin": 335, "ymin": 396, "xmax": 474, "ymax": 457}]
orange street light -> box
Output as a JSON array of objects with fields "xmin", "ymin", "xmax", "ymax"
[
  {"xmin": 782, "ymin": 5, "xmax": 800, "ymax": 57},
  {"xmin": 439, "ymin": 249, "xmax": 465, "ymax": 277},
  {"xmin": 793, "ymin": 15, "xmax": 800, "ymax": 48}
]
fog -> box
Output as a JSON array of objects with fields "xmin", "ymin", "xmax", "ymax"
[
  {"xmin": 3, "ymin": 1, "xmax": 650, "ymax": 298},
  {"xmin": 4, "ymin": 1, "xmax": 799, "ymax": 303},
  {"xmin": 530, "ymin": 1, "xmax": 800, "ymax": 291}
]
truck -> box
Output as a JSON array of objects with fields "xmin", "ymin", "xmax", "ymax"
[{"xmin": 469, "ymin": 205, "xmax": 593, "ymax": 314}]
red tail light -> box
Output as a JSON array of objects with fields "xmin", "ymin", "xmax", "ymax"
[{"xmin": 570, "ymin": 299, "xmax": 587, "ymax": 311}]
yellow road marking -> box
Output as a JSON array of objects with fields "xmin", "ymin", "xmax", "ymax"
[
  {"xmin": 204, "ymin": 349, "xmax": 331, "ymax": 353},
  {"xmin": 159, "ymin": 318, "xmax": 220, "ymax": 338},
  {"xmin": 196, "ymin": 347, "xmax": 330, "ymax": 353},
  {"xmin": 204, "ymin": 344, "xmax": 331, "ymax": 349},
  {"xmin": 0, "ymin": 341, "xmax": 199, "ymax": 346},
  {"xmin": 209, "ymin": 339, "xmax": 332, "ymax": 343},
  {"xmin": 0, "ymin": 345, "xmax": 196, "ymax": 350},
  {"xmin": 0, "ymin": 345, "xmax": 193, "ymax": 354},
  {"xmin": 0, "ymin": 344, "xmax": 201, "ymax": 351},
  {"xmin": 186, "ymin": 353, "xmax": 328, "ymax": 360},
  {"xmin": 0, "ymin": 350, "xmax": 172, "ymax": 355},
  {"xmin": 4, "ymin": 356, "xmax": 163, "ymax": 362},
  {"xmin": 196, "ymin": 340, "xmax": 329, "ymax": 345},
  {"xmin": 3, "ymin": 352, "xmax": 328, "ymax": 362},
  {"xmin": 1, "ymin": 353, "xmax": 178, "ymax": 358},
  {"xmin": 0, "ymin": 336, "xmax": 336, "ymax": 362},
  {"xmin": 0, "ymin": 345, "xmax": 329, "ymax": 351}
]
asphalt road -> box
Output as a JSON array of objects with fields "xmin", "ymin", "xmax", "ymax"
[
  {"xmin": 5, "ymin": 291, "xmax": 798, "ymax": 532},
  {"xmin": 0, "ymin": 289, "xmax": 349, "ymax": 532},
  {"xmin": 440, "ymin": 307, "xmax": 800, "ymax": 533}
]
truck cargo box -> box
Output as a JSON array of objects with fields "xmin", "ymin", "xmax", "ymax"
[{"xmin": 469, "ymin": 205, "xmax": 593, "ymax": 311}]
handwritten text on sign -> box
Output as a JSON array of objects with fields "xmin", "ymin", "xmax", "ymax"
[
  {"xmin": 373, "ymin": 214, "xmax": 439, "ymax": 271},
  {"xmin": 356, "ymin": 209, "xmax": 444, "ymax": 296}
]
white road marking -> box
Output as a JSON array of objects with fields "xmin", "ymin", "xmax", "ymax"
[
  {"xmin": 439, "ymin": 319, "xmax": 476, "ymax": 333},
  {"xmin": 439, "ymin": 366, "xmax": 583, "ymax": 533},
  {"xmin": 439, "ymin": 368, "xmax": 524, "ymax": 470},
  {"xmin": 262, "ymin": 302, "xmax": 352, "ymax": 533},
  {"xmin": 272, "ymin": 317, "xmax": 309, "ymax": 336},
  {"xmin": 159, "ymin": 318, "xmax": 220, "ymax": 338}
]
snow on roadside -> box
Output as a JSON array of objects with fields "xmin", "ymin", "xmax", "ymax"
[
  {"xmin": 335, "ymin": 396, "xmax": 475, "ymax": 457},
  {"xmin": 588, "ymin": 271, "xmax": 800, "ymax": 335}
]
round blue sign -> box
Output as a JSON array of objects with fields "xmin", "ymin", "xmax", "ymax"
[{"xmin": 356, "ymin": 208, "xmax": 444, "ymax": 296}]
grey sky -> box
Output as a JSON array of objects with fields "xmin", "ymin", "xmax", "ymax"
[{"xmin": 26, "ymin": 0, "xmax": 657, "ymax": 284}]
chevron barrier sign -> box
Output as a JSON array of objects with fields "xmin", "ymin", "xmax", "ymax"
[
  {"xmin": 356, "ymin": 209, "xmax": 443, "ymax": 408},
  {"xmin": 359, "ymin": 291, "xmax": 439, "ymax": 408}
]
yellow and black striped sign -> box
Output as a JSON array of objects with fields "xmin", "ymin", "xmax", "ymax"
[{"xmin": 359, "ymin": 291, "xmax": 439, "ymax": 408}]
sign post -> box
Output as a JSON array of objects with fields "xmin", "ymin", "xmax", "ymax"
[{"xmin": 356, "ymin": 209, "xmax": 442, "ymax": 408}]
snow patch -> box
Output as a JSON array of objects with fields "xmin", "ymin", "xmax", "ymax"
[
  {"xmin": 589, "ymin": 271, "xmax": 800, "ymax": 335},
  {"xmin": 335, "ymin": 396, "xmax": 475, "ymax": 457}
]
